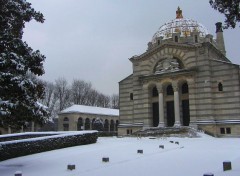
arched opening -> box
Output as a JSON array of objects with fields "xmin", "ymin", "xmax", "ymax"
[
  {"xmin": 151, "ymin": 85, "xmax": 159, "ymax": 127},
  {"xmin": 104, "ymin": 119, "xmax": 109, "ymax": 132},
  {"xmin": 194, "ymin": 35, "xmax": 198, "ymax": 43},
  {"xmin": 85, "ymin": 118, "xmax": 90, "ymax": 130},
  {"xmin": 152, "ymin": 86, "xmax": 158, "ymax": 97},
  {"xmin": 110, "ymin": 120, "xmax": 115, "ymax": 132},
  {"xmin": 63, "ymin": 117, "xmax": 69, "ymax": 122},
  {"xmin": 93, "ymin": 118, "xmax": 103, "ymax": 131},
  {"xmin": 115, "ymin": 120, "xmax": 119, "ymax": 131},
  {"xmin": 175, "ymin": 36, "xmax": 178, "ymax": 42},
  {"xmin": 182, "ymin": 82, "xmax": 189, "ymax": 94},
  {"xmin": 152, "ymin": 102, "xmax": 159, "ymax": 127},
  {"xmin": 167, "ymin": 85, "xmax": 174, "ymax": 95},
  {"xmin": 181, "ymin": 82, "xmax": 190, "ymax": 126},
  {"xmin": 77, "ymin": 117, "xmax": 83, "ymax": 131},
  {"xmin": 166, "ymin": 85, "xmax": 175, "ymax": 127}
]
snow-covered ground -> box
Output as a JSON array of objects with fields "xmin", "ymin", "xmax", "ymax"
[{"xmin": 0, "ymin": 133, "xmax": 240, "ymax": 176}]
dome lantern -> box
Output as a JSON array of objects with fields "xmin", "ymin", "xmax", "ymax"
[{"xmin": 176, "ymin": 6, "xmax": 183, "ymax": 19}]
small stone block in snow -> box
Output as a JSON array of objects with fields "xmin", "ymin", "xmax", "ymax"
[
  {"xmin": 203, "ymin": 173, "xmax": 214, "ymax": 176},
  {"xmin": 170, "ymin": 141, "xmax": 174, "ymax": 143},
  {"xmin": 149, "ymin": 137, "xmax": 156, "ymax": 139},
  {"xmin": 137, "ymin": 149, "xmax": 143, "ymax": 154},
  {"xmin": 175, "ymin": 141, "xmax": 179, "ymax": 145},
  {"xmin": 102, "ymin": 157, "xmax": 109, "ymax": 162},
  {"xmin": 223, "ymin": 161, "xmax": 232, "ymax": 171},
  {"xmin": 14, "ymin": 171, "xmax": 22, "ymax": 176},
  {"xmin": 67, "ymin": 164, "xmax": 75, "ymax": 170},
  {"xmin": 159, "ymin": 145, "xmax": 164, "ymax": 149}
]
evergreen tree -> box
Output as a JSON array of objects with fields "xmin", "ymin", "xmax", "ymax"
[
  {"xmin": 0, "ymin": 0, "xmax": 48, "ymax": 129},
  {"xmin": 209, "ymin": 0, "xmax": 240, "ymax": 28}
]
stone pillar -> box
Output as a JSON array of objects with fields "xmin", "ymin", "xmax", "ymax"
[
  {"xmin": 8, "ymin": 126, "xmax": 11, "ymax": 134},
  {"xmin": 157, "ymin": 84, "xmax": 164, "ymax": 127},
  {"xmin": 90, "ymin": 120, "xmax": 92, "ymax": 130},
  {"xmin": 173, "ymin": 81, "xmax": 181, "ymax": 126},
  {"xmin": 31, "ymin": 121, "xmax": 35, "ymax": 132}
]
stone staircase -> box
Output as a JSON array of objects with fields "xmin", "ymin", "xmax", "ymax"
[{"xmin": 132, "ymin": 126, "xmax": 200, "ymax": 138}]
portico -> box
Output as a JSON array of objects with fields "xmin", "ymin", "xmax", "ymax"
[{"xmin": 142, "ymin": 75, "xmax": 193, "ymax": 128}]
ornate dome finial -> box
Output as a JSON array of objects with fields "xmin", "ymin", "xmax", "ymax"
[{"xmin": 176, "ymin": 6, "xmax": 183, "ymax": 19}]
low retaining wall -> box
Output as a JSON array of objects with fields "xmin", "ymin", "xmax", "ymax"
[{"xmin": 0, "ymin": 131, "xmax": 98, "ymax": 161}]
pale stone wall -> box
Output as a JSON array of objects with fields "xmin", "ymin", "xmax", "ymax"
[
  {"xmin": 118, "ymin": 34, "xmax": 240, "ymax": 137},
  {"xmin": 119, "ymin": 75, "xmax": 134, "ymax": 124}
]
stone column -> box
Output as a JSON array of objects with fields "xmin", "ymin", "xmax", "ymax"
[
  {"xmin": 157, "ymin": 84, "xmax": 164, "ymax": 127},
  {"xmin": 173, "ymin": 81, "xmax": 181, "ymax": 126},
  {"xmin": 31, "ymin": 121, "xmax": 35, "ymax": 132},
  {"xmin": 8, "ymin": 126, "xmax": 11, "ymax": 134}
]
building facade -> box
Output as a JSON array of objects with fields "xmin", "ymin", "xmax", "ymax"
[
  {"xmin": 58, "ymin": 105, "xmax": 119, "ymax": 132},
  {"xmin": 118, "ymin": 7, "xmax": 240, "ymax": 137}
]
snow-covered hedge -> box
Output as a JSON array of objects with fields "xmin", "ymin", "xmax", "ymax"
[
  {"xmin": 0, "ymin": 131, "xmax": 98, "ymax": 161},
  {"xmin": 0, "ymin": 132, "xmax": 58, "ymax": 142}
]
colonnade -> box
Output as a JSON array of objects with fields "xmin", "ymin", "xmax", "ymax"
[{"xmin": 149, "ymin": 78, "xmax": 193, "ymax": 127}]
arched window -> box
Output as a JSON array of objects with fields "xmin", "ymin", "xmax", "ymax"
[
  {"xmin": 85, "ymin": 118, "xmax": 90, "ymax": 130},
  {"xmin": 63, "ymin": 117, "xmax": 69, "ymax": 122},
  {"xmin": 175, "ymin": 36, "xmax": 178, "ymax": 42},
  {"xmin": 104, "ymin": 119, "xmax": 109, "ymax": 132},
  {"xmin": 130, "ymin": 93, "xmax": 133, "ymax": 100},
  {"xmin": 152, "ymin": 86, "xmax": 158, "ymax": 97},
  {"xmin": 182, "ymin": 83, "xmax": 189, "ymax": 94},
  {"xmin": 195, "ymin": 35, "xmax": 198, "ymax": 43},
  {"xmin": 77, "ymin": 117, "xmax": 83, "ymax": 131},
  {"xmin": 218, "ymin": 82, "xmax": 223, "ymax": 91},
  {"xmin": 110, "ymin": 120, "xmax": 115, "ymax": 132},
  {"xmin": 167, "ymin": 85, "xmax": 174, "ymax": 95}
]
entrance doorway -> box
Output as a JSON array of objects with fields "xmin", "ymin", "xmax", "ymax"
[
  {"xmin": 182, "ymin": 100, "xmax": 190, "ymax": 126},
  {"xmin": 152, "ymin": 102, "xmax": 159, "ymax": 127},
  {"xmin": 166, "ymin": 101, "xmax": 175, "ymax": 127}
]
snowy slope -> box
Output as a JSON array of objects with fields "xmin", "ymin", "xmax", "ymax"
[{"xmin": 0, "ymin": 134, "xmax": 239, "ymax": 176}]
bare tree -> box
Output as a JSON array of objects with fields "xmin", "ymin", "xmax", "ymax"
[
  {"xmin": 54, "ymin": 77, "xmax": 71, "ymax": 111},
  {"xmin": 110, "ymin": 94, "xmax": 119, "ymax": 109},
  {"xmin": 71, "ymin": 79, "xmax": 92, "ymax": 105},
  {"xmin": 87, "ymin": 88, "xmax": 99, "ymax": 106},
  {"xmin": 96, "ymin": 93, "xmax": 110, "ymax": 108},
  {"xmin": 40, "ymin": 81, "xmax": 58, "ymax": 117}
]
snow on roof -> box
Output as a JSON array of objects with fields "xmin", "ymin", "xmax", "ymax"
[{"xmin": 59, "ymin": 105, "xmax": 119, "ymax": 116}]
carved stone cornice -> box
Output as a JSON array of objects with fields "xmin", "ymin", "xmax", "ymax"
[
  {"xmin": 130, "ymin": 42, "xmax": 197, "ymax": 63},
  {"xmin": 139, "ymin": 67, "xmax": 197, "ymax": 85}
]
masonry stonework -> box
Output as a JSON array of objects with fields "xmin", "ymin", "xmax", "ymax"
[{"xmin": 118, "ymin": 8, "xmax": 240, "ymax": 137}]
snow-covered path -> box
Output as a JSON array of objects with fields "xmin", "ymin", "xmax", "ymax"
[{"xmin": 0, "ymin": 134, "xmax": 240, "ymax": 176}]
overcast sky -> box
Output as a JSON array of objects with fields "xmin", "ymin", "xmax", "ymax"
[{"xmin": 23, "ymin": 0, "xmax": 240, "ymax": 95}]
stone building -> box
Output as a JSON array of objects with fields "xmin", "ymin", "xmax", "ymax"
[
  {"xmin": 118, "ymin": 7, "xmax": 240, "ymax": 137},
  {"xmin": 58, "ymin": 105, "xmax": 119, "ymax": 132}
]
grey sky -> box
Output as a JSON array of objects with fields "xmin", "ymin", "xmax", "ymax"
[{"xmin": 23, "ymin": 0, "xmax": 240, "ymax": 95}]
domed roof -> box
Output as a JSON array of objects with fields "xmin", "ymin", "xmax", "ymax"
[{"xmin": 151, "ymin": 7, "xmax": 210, "ymax": 44}]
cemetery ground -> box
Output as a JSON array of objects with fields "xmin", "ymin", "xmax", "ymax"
[{"xmin": 0, "ymin": 133, "xmax": 240, "ymax": 176}]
